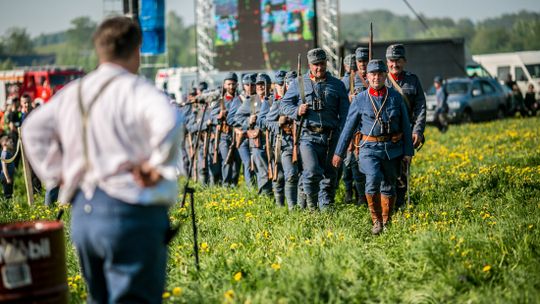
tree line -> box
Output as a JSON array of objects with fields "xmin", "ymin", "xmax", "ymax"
[{"xmin": 0, "ymin": 10, "xmax": 538, "ymax": 72}]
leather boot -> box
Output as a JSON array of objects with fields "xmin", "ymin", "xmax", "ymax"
[
  {"xmin": 344, "ymin": 190, "xmax": 353, "ymax": 204},
  {"xmin": 366, "ymin": 193, "xmax": 383, "ymax": 235},
  {"xmin": 381, "ymin": 195, "xmax": 395, "ymax": 227}
]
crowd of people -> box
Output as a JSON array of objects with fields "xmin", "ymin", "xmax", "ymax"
[{"xmin": 173, "ymin": 43, "xmax": 426, "ymax": 235}]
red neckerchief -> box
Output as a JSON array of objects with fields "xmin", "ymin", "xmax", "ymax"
[
  {"xmin": 275, "ymin": 93, "xmax": 281, "ymax": 100},
  {"xmin": 309, "ymin": 72, "xmax": 326, "ymax": 82},
  {"xmin": 369, "ymin": 86, "xmax": 387, "ymax": 97},
  {"xmin": 225, "ymin": 94, "xmax": 233, "ymax": 101},
  {"xmin": 390, "ymin": 72, "xmax": 404, "ymax": 81}
]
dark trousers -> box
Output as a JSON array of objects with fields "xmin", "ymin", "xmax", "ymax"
[{"xmin": 71, "ymin": 188, "xmax": 169, "ymax": 304}]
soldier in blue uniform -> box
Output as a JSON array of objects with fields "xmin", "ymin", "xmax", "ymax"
[
  {"xmin": 332, "ymin": 59, "xmax": 414, "ymax": 234},
  {"xmin": 385, "ymin": 44, "xmax": 426, "ymax": 209},
  {"xmin": 231, "ymin": 73, "xmax": 257, "ymax": 188},
  {"xmin": 263, "ymin": 70, "xmax": 292, "ymax": 207},
  {"xmin": 433, "ymin": 76, "xmax": 449, "ymax": 133},
  {"xmin": 235, "ymin": 73, "xmax": 273, "ymax": 195},
  {"xmin": 186, "ymin": 95, "xmax": 214, "ymax": 185},
  {"xmin": 211, "ymin": 72, "xmax": 241, "ymax": 186},
  {"xmin": 281, "ymin": 48, "xmax": 349, "ymax": 210}
]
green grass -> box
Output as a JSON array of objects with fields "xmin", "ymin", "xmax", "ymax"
[{"xmin": 1, "ymin": 117, "xmax": 539, "ymax": 303}]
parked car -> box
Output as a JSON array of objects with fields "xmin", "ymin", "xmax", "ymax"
[{"xmin": 426, "ymin": 77, "xmax": 507, "ymax": 124}]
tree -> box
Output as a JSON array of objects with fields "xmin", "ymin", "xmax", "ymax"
[
  {"xmin": 166, "ymin": 11, "xmax": 196, "ymax": 67},
  {"xmin": 1, "ymin": 27, "xmax": 34, "ymax": 55},
  {"xmin": 56, "ymin": 17, "xmax": 97, "ymax": 71}
]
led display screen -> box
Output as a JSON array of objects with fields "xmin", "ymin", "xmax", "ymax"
[{"xmin": 213, "ymin": 0, "xmax": 316, "ymax": 71}]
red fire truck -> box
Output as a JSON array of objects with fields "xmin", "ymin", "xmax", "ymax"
[{"xmin": 0, "ymin": 66, "xmax": 84, "ymax": 108}]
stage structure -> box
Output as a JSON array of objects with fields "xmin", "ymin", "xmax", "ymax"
[
  {"xmin": 317, "ymin": 0, "xmax": 339, "ymax": 75},
  {"xmin": 195, "ymin": 0, "xmax": 339, "ymax": 80}
]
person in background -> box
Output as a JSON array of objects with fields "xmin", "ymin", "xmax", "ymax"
[
  {"xmin": 433, "ymin": 76, "xmax": 449, "ymax": 133},
  {"xmin": 524, "ymin": 84, "xmax": 537, "ymax": 117},
  {"xmin": 0, "ymin": 136, "xmax": 15, "ymax": 200}
]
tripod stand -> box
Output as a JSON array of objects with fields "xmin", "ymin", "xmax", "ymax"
[{"xmin": 169, "ymin": 100, "xmax": 210, "ymax": 272}]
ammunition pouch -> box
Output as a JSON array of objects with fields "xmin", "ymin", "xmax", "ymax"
[
  {"xmin": 247, "ymin": 129, "xmax": 261, "ymax": 148},
  {"xmin": 234, "ymin": 128, "xmax": 244, "ymax": 148}
]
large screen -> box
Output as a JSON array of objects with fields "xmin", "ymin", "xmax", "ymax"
[{"xmin": 214, "ymin": 0, "xmax": 316, "ymax": 71}]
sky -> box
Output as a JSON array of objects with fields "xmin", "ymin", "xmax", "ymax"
[{"xmin": 0, "ymin": 0, "xmax": 539, "ymax": 37}]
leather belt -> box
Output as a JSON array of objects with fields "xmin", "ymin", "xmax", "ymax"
[{"xmin": 361, "ymin": 133, "xmax": 403, "ymax": 143}]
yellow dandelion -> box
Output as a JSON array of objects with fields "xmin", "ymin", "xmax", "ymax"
[
  {"xmin": 271, "ymin": 263, "xmax": 281, "ymax": 271},
  {"xmin": 224, "ymin": 289, "xmax": 235, "ymax": 301},
  {"xmin": 230, "ymin": 243, "xmax": 239, "ymax": 250},
  {"xmin": 528, "ymin": 224, "xmax": 533, "ymax": 229},
  {"xmin": 162, "ymin": 292, "xmax": 171, "ymax": 299},
  {"xmin": 482, "ymin": 265, "xmax": 491, "ymax": 272},
  {"xmin": 233, "ymin": 271, "xmax": 243, "ymax": 281},
  {"xmin": 172, "ymin": 287, "xmax": 182, "ymax": 296},
  {"xmin": 200, "ymin": 242, "xmax": 209, "ymax": 252}
]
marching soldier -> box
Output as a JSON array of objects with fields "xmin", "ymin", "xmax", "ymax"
[
  {"xmin": 186, "ymin": 97, "xmax": 214, "ymax": 185},
  {"xmin": 332, "ymin": 59, "xmax": 414, "ymax": 234},
  {"xmin": 281, "ymin": 48, "xmax": 349, "ymax": 210},
  {"xmin": 210, "ymin": 72, "xmax": 241, "ymax": 186},
  {"xmin": 385, "ymin": 44, "xmax": 427, "ymax": 209},
  {"xmin": 263, "ymin": 70, "xmax": 289, "ymax": 207},
  {"xmin": 235, "ymin": 73, "xmax": 273, "ymax": 195},
  {"xmin": 231, "ymin": 73, "xmax": 257, "ymax": 188}
]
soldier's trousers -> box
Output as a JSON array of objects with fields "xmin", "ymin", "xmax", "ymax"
[
  {"xmin": 358, "ymin": 153, "xmax": 400, "ymax": 196},
  {"xmin": 343, "ymin": 151, "xmax": 365, "ymax": 196},
  {"xmin": 251, "ymin": 139, "xmax": 273, "ymax": 196},
  {"xmin": 396, "ymin": 157, "xmax": 408, "ymax": 208},
  {"xmin": 207, "ymin": 138, "xmax": 222, "ymax": 185},
  {"xmin": 237, "ymin": 140, "xmax": 254, "ymax": 188},
  {"xmin": 218, "ymin": 133, "xmax": 240, "ymax": 186},
  {"xmin": 281, "ymin": 138, "xmax": 299, "ymax": 209},
  {"xmin": 299, "ymin": 132, "xmax": 338, "ymax": 210}
]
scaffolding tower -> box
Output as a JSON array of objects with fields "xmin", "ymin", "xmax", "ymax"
[
  {"xmin": 195, "ymin": 0, "xmax": 216, "ymax": 86},
  {"xmin": 317, "ymin": 0, "xmax": 340, "ymax": 75}
]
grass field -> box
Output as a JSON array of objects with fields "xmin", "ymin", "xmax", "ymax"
[{"xmin": 1, "ymin": 117, "xmax": 539, "ymax": 303}]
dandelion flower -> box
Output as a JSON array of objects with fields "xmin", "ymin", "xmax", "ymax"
[
  {"xmin": 172, "ymin": 287, "xmax": 182, "ymax": 296},
  {"xmin": 200, "ymin": 242, "xmax": 209, "ymax": 252},
  {"xmin": 230, "ymin": 243, "xmax": 239, "ymax": 250},
  {"xmin": 224, "ymin": 289, "xmax": 235, "ymax": 301},
  {"xmin": 271, "ymin": 263, "xmax": 281, "ymax": 271},
  {"xmin": 162, "ymin": 292, "xmax": 171, "ymax": 299},
  {"xmin": 483, "ymin": 265, "xmax": 491, "ymax": 272},
  {"xmin": 234, "ymin": 271, "xmax": 242, "ymax": 281}
]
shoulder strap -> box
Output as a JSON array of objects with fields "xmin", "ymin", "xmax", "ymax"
[
  {"xmin": 77, "ymin": 74, "xmax": 121, "ymax": 171},
  {"xmin": 388, "ymin": 75, "xmax": 411, "ymax": 111}
]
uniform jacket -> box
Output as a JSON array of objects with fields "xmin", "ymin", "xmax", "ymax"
[
  {"xmin": 386, "ymin": 71, "xmax": 427, "ymax": 136},
  {"xmin": 281, "ymin": 72, "xmax": 349, "ymax": 132},
  {"xmin": 335, "ymin": 86, "xmax": 414, "ymax": 160}
]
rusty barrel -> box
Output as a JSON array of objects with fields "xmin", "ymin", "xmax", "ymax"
[{"xmin": 0, "ymin": 220, "xmax": 68, "ymax": 304}]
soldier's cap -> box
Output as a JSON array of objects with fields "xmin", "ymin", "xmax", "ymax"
[
  {"xmin": 198, "ymin": 81, "xmax": 208, "ymax": 91},
  {"xmin": 242, "ymin": 73, "xmax": 257, "ymax": 85},
  {"xmin": 307, "ymin": 48, "xmax": 327, "ymax": 64},
  {"xmin": 386, "ymin": 44, "xmax": 406, "ymax": 60},
  {"xmin": 274, "ymin": 70, "xmax": 287, "ymax": 85},
  {"xmin": 344, "ymin": 54, "xmax": 356, "ymax": 67},
  {"xmin": 224, "ymin": 72, "xmax": 238, "ymax": 82},
  {"xmin": 255, "ymin": 73, "xmax": 272, "ymax": 85},
  {"xmin": 355, "ymin": 47, "xmax": 369, "ymax": 61},
  {"xmin": 434, "ymin": 76, "xmax": 443, "ymax": 83},
  {"xmin": 285, "ymin": 71, "xmax": 297, "ymax": 85},
  {"xmin": 367, "ymin": 59, "xmax": 388, "ymax": 73}
]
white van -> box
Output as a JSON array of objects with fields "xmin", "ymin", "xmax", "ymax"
[{"xmin": 472, "ymin": 51, "xmax": 540, "ymax": 99}]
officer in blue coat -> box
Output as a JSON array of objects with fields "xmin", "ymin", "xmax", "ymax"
[
  {"xmin": 281, "ymin": 48, "xmax": 349, "ymax": 210},
  {"xmin": 231, "ymin": 73, "xmax": 257, "ymax": 188},
  {"xmin": 339, "ymin": 47, "xmax": 370, "ymax": 205},
  {"xmin": 385, "ymin": 44, "xmax": 426, "ymax": 209},
  {"xmin": 235, "ymin": 73, "xmax": 273, "ymax": 195},
  {"xmin": 210, "ymin": 72, "xmax": 241, "ymax": 186},
  {"xmin": 332, "ymin": 59, "xmax": 414, "ymax": 234}
]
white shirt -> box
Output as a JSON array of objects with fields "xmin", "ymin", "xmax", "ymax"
[{"xmin": 22, "ymin": 63, "xmax": 181, "ymax": 206}]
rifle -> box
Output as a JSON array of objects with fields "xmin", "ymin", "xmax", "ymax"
[
  {"xmin": 265, "ymin": 129, "xmax": 274, "ymax": 180},
  {"xmin": 273, "ymin": 128, "xmax": 283, "ymax": 182},
  {"xmin": 225, "ymin": 128, "xmax": 236, "ymax": 164},
  {"xmin": 292, "ymin": 53, "xmax": 306, "ymax": 164},
  {"xmin": 369, "ymin": 22, "xmax": 373, "ymax": 61},
  {"xmin": 349, "ymin": 57, "xmax": 355, "ymax": 96},
  {"xmin": 213, "ymin": 82, "xmax": 226, "ymax": 164}
]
